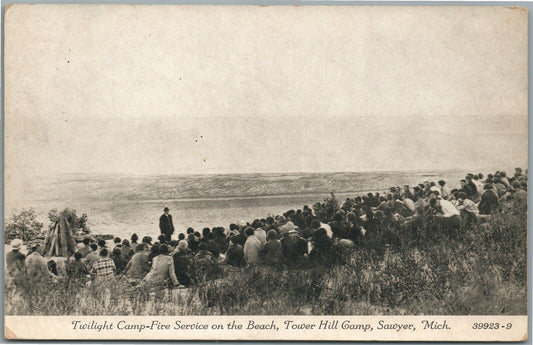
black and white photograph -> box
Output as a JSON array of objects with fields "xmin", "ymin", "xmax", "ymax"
[{"xmin": 3, "ymin": 4, "xmax": 528, "ymax": 341}]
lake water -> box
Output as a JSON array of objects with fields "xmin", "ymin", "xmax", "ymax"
[{"xmin": 6, "ymin": 170, "xmax": 470, "ymax": 241}]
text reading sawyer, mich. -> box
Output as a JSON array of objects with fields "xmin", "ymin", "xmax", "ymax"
[{"xmin": 69, "ymin": 319, "xmax": 504, "ymax": 333}]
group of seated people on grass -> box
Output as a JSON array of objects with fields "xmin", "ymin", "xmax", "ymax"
[{"xmin": 6, "ymin": 168, "xmax": 528, "ymax": 292}]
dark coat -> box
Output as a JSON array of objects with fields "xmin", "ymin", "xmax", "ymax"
[
  {"xmin": 281, "ymin": 234, "xmax": 308, "ymax": 264},
  {"xmin": 232, "ymin": 233, "xmax": 247, "ymax": 247},
  {"xmin": 225, "ymin": 243, "xmax": 245, "ymax": 267},
  {"xmin": 462, "ymin": 183, "xmax": 477, "ymax": 199},
  {"xmin": 207, "ymin": 239, "xmax": 220, "ymax": 259},
  {"xmin": 261, "ymin": 239, "xmax": 283, "ymax": 265},
  {"xmin": 67, "ymin": 260, "xmax": 88, "ymax": 279},
  {"xmin": 187, "ymin": 235, "xmax": 200, "ymax": 253},
  {"xmin": 192, "ymin": 250, "xmax": 220, "ymax": 282},
  {"xmin": 173, "ymin": 249, "xmax": 193, "ymax": 286},
  {"xmin": 112, "ymin": 254, "xmax": 128, "ymax": 275},
  {"xmin": 159, "ymin": 214, "xmax": 175, "ymax": 236},
  {"xmin": 479, "ymin": 190, "xmax": 499, "ymax": 215},
  {"xmin": 213, "ymin": 235, "xmax": 229, "ymax": 255},
  {"xmin": 121, "ymin": 246, "xmax": 134, "ymax": 261},
  {"xmin": 346, "ymin": 223, "xmax": 363, "ymax": 244},
  {"xmin": 330, "ymin": 220, "xmax": 349, "ymax": 238},
  {"xmin": 6, "ymin": 250, "xmax": 25, "ymax": 276}
]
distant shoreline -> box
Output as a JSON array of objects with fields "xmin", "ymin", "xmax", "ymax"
[
  {"xmin": 8, "ymin": 169, "xmax": 474, "ymax": 205},
  {"xmin": 15, "ymin": 189, "xmax": 411, "ymax": 205},
  {"xmin": 17, "ymin": 167, "xmax": 479, "ymax": 180}
]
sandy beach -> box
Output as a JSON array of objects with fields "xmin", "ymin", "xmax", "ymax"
[{"xmin": 5, "ymin": 170, "xmax": 474, "ymax": 241}]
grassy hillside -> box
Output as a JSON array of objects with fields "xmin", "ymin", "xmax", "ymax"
[{"xmin": 5, "ymin": 209, "xmax": 526, "ymax": 315}]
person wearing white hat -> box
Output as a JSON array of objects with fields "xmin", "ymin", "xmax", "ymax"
[
  {"xmin": 279, "ymin": 221, "xmax": 295, "ymax": 236},
  {"xmin": 238, "ymin": 220, "xmax": 248, "ymax": 231},
  {"xmin": 6, "ymin": 238, "xmax": 25, "ymax": 278}
]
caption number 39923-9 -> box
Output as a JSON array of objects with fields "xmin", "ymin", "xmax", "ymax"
[{"xmin": 472, "ymin": 323, "xmax": 512, "ymax": 330}]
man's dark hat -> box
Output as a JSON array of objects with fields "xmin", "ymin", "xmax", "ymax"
[{"xmin": 164, "ymin": 207, "xmax": 170, "ymax": 211}]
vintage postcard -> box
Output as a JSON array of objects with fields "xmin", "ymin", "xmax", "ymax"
[{"xmin": 3, "ymin": 4, "xmax": 528, "ymax": 341}]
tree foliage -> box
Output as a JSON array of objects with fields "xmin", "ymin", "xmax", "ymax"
[{"xmin": 5, "ymin": 209, "xmax": 44, "ymax": 242}]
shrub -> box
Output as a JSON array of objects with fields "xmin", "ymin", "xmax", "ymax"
[{"xmin": 5, "ymin": 209, "xmax": 44, "ymax": 242}]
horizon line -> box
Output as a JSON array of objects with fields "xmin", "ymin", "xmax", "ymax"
[{"xmin": 26, "ymin": 166, "xmax": 522, "ymax": 178}]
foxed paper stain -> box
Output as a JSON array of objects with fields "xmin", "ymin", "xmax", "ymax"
[{"xmin": 504, "ymin": 6, "xmax": 527, "ymax": 14}]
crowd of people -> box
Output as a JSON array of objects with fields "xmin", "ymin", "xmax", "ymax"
[{"xmin": 5, "ymin": 168, "xmax": 528, "ymax": 293}]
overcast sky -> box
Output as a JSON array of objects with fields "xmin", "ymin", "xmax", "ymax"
[{"xmin": 5, "ymin": 5, "xmax": 528, "ymax": 178}]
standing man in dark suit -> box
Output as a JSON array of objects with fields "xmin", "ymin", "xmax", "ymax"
[{"xmin": 159, "ymin": 207, "xmax": 175, "ymax": 242}]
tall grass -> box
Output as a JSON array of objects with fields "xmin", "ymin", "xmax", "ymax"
[{"xmin": 5, "ymin": 211, "xmax": 527, "ymax": 315}]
